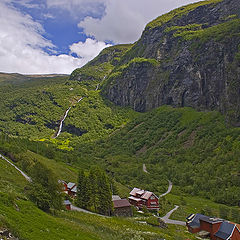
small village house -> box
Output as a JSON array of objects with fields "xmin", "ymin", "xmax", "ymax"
[
  {"xmin": 186, "ymin": 213, "xmax": 240, "ymax": 240},
  {"xmin": 199, "ymin": 216, "xmax": 223, "ymax": 239},
  {"xmin": 67, "ymin": 182, "xmax": 77, "ymax": 198},
  {"xmin": 63, "ymin": 200, "xmax": 72, "ymax": 210},
  {"xmin": 128, "ymin": 188, "xmax": 159, "ymax": 210},
  {"xmin": 113, "ymin": 199, "xmax": 133, "ymax": 217},
  {"xmin": 58, "ymin": 180, "xmax": 68, "ymax": 194}
]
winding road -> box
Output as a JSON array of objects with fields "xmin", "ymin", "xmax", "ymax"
[
  {"xmin": 159, "ymin": 180, "xmax": 173, "ymax": 198},
  {"xmin": 142, "ymin": 166, "xmax": 183, "ymax": 225},
  {"xmin": 71, "ymin": 205, "xmax": 109, "ymax": 218},
  {"xmin": 143, "ymin": 164, "xmax": 148, "ymax": 173},
  {"xmin": 160, "ymin": 205, "xmax": 185, "ymax": 226},
  {"xmin": 0, "ymin": 153, "xmax": 31, "ymax": 182}
]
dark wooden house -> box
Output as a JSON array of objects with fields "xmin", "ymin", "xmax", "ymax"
[{"xmin": 113, "ymin": 199, "xmax": 133, "ymax": 217}]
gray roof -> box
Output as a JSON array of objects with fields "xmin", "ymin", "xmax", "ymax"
[
  {"xmin": 71, "ymin": 186, "xmax": 77, "ymax": 193},
  {"xmin": 187, "ymin": 213, "xmax": 207, "ymax": 228},
  {"xmin": 112, "ymin": 195, "xmax": 121, "ymax": 201},
  {"xmin": 214, "ymin": 222, "xmax": 235, "ymax": 240},
  {"xmin": 113, "ymin": 199, "xmax": 131, "ymax": 208},
  {"xmin": 64, "ymin": 200, "xmax": 72, "ymax": 205},
  {"xmin": 67, "ymin": 182, "xmax": 76, "ymax": 189},
  {"xmin": 200, "ymin": 216, "xmax": 223, "ymax": 224}
]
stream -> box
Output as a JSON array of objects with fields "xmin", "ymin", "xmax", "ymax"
[{"xmin": 54, "ymin": 97, "xmax": 83, "ymax": 138}]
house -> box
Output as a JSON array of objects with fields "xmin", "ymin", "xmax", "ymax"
[
  {"xmin": 113, "ymin": 199, "xmax": 133, "ymax": 217},
  {"xmin": 214, "ymin": 222, "xmax": 240, "ymax": 240},
  {"xmin": 186, "ymin": 213, "xmax": 240, "ymax": 240},
  {"xmin": 186, "ymin": 213, "xmax": 206, "ymax": 233},
  {"xmin": 58, "ymin": 180, "xmax": 68, "ymax": 194},
  {"xmin": 199, "ymin": 216, "xmax": 223, "ymax": 239},
  {"xmin": 128, "ymin": 188, "xmax": 159, "ymax": 210},
  {"xmin": 67, "ymin": 182, "xmax": 77, "ymax": 198},
  {"xmin": 63, "ymin": 200, "xmax": 72, "ymax": 210}
]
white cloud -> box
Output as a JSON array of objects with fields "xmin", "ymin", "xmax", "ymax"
[
  {"xmin": 70, "ymin": 38, "xmax": 112, "ymax": 59},
  {"xmin": 0, "ymin": 0, "xmax": 204, "ymax": 74},
  {"xmin": 0, "ymin": 1, "xmax": 110, "ymax": 74},
  {"xmin": 79, "ymin": 0, "xmax": 201, "ymax": 44}
]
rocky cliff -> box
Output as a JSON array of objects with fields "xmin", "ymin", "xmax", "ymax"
[{"xmin": 102, "ymin": 0, "xmax": 240, "ymax": 125}]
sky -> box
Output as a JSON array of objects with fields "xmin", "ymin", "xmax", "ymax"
[{"xmin": 0, "ymin": 0, "xmax": 200, "ymax": 74}]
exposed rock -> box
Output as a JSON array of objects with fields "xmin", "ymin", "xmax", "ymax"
[{"xmin": 103, "ymin": 0, "xmax": 240, "ymax": 125}]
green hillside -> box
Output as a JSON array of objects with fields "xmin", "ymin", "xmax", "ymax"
[
  {"xmin": 64, "ymin": 106, "xmax": 240, "ymax": 206},
  {"xmin": 0, "ymin": 73, "xmax": 136, "ymax": 147},
  {"xmin": 0, "ymin": 152, "xmax": 196, "ymax": 240}
]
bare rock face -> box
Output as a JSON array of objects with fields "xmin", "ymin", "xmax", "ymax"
[{"xmin": 103, "ymin": 0, "xmax": 240, "ymax": 125}]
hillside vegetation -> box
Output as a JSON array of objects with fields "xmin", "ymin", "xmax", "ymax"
[
  {"xmin": 67, "ymin": 106, "xmax": 240, "ymax": 206},
  {"xmin": 0, "ymin": 152, "xmax": 196, "ymax": 240},
  {"xmin": 0, "ymin": 73, "xmax": 136, "ymax": 147}
]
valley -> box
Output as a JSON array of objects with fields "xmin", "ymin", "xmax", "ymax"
[{"xmin": 0, "ymin": 0, "xmax": 240, "ymax": 239}]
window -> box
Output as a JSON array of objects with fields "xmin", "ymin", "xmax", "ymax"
[{"xmin": 150, "ymin": 195, "xmax": 155, "ymax": 200}]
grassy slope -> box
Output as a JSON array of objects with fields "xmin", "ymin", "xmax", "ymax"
[
  {"xmin": 0, "ymin": 156, "xmax": 196, "ymax": 240},
  {"xmin": 70, "ymin": 44, "xmax": 133, "ymax": 82},
  {"xmin": 145, "ymin": 0, "xmax": 222, "ymax": 30}
]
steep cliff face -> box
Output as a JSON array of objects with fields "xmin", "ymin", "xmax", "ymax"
[{"xmin": 103, "ymin": 0, "xmax": 240, "ymax": 125}]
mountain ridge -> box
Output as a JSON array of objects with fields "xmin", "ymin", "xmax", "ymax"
[{"xmin": 84, "ymin": 0, "xmax": 240, "ymax": 125}]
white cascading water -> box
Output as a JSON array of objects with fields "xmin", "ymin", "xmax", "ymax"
[{"xmin": 55, "ymin": 97, "xmax": 84, "ymax": 138}]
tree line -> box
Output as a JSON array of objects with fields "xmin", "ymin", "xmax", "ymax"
[{"xmin": 76, "ymin": 166, "xmax": 113, "ymax": 216}]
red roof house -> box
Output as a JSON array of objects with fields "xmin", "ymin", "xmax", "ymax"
[
  {"xmin": 128, "ymin": 188, "xmax": 159, "ymax": 210},
  {"xmin": 58, "ymin": 180, "xmax": 68, "ymax": 194},
  {"xmin": 63, "ymin": 200, "xmax": 72, "ymax": 210}
]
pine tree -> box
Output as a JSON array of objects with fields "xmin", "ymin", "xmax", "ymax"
[
  {"xmin": 76, "ymin": 169, "xmax": 87, "ymax": 208},
  {"xmin": 96, "ymin": 171, "xmax": 113, "ymax": 216},
  {"xmin": 88, "ymin": 167, "xmax": 98, "ymax": 211}
]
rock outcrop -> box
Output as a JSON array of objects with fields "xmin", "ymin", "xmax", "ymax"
[{"xmin": 103, "ymin": 0, "xmax": 240, "ymax": 125}]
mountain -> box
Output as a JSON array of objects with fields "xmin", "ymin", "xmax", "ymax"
[{"xmin": 100, "ymin": 0, "xmax": 240, "ymax": 125}]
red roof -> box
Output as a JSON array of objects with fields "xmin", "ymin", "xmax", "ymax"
[
  {"xmin": 113, "ymin": 199, "xmax": 131, "ymax": 208},
  {"xmin": 129, "ymin": 188, "xmax": 159, "ymax": 200},
  {"xmin": 129, "ymin": 188, "xmax": 141, "ymax": 197},
  {"xmin": 128, "ymin": 196, "xmax": 142, "ymax": 202},
  {"xmin": 141, "ymin": 191, "xmax": 153, "ymax": 200}
]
